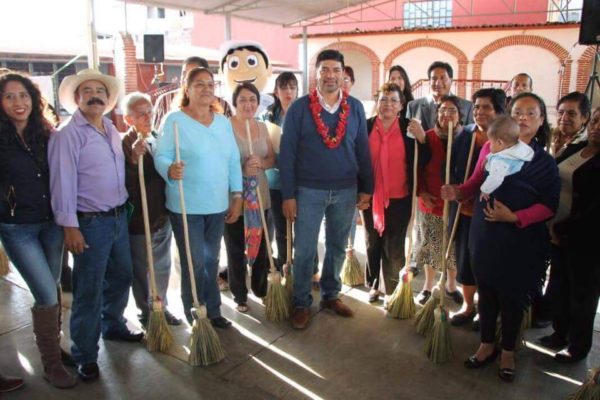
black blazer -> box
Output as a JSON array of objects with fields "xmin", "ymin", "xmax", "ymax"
[
  {"xmin": 0, "ymin": 127, "xmax": 53, "ymax": 224},
  {"xmin": 553, "ymin": 142, "xmax": 600, "ymax": 252},
  {"xmin": 366, "ymin": 116, "xmax": 430, "ymax": 194}
]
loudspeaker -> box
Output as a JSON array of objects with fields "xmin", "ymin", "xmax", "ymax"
[
  {"xmin": 579, "ymin": 0, "xmax": 600, "ymax": 45},
  {"xmin": 143, "ymin": 34, "xmax": 164, "ymax": 63}
]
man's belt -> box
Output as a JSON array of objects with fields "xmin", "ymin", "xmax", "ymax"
[{"xmin": 77, "ymin": 203, "xmax": 126, "ymax": 218}]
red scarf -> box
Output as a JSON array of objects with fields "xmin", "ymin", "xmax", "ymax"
[{"xmin": 371, "ymin": 117, "xmax": 400, "ymax": 236}]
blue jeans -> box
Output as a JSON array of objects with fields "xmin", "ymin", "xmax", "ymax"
[
  {"xmin": 70, "ymin": 211, "xmax": 133, "ymax": 365},
  {"xmin": 170, "ymin": 212, "xmax": 225, "ymax": 322},
  {"xmin": 129, "ymin": 221, "xmax": 173, "ymax": 315},
  {"xmin": 0, "ymin": 221, "xmax": 63, "ymax": 306},
  {"xmin": 293, "ymin": 186, "xmax": 356, "ymax": 308}
]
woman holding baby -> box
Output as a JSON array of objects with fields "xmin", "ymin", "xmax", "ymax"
[{"xmin": 442, "ymin": 92, "xmax": 560, "ymax": 383}]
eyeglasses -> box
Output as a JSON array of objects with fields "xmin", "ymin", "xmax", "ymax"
[{"xmin": 438, "ymin": 107, "xmax": 458, "ymax": 115}]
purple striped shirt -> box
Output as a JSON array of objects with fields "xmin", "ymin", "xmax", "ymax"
[{"xmin": 48, "ymin": 109, "xmax": 128, "ymax": 227}]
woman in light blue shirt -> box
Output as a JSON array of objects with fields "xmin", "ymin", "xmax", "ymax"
[{"xmin": 154, "ymin": 67, "xmax": 242, "ymax": 328}]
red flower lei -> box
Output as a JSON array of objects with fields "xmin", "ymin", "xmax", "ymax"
[{"xmin": 308, "ymin": 89, "xmax": 350, "ymax": 149}]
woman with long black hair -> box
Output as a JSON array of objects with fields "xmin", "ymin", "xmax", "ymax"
[{"xmin": 0, "ymin": 73, "xmax": 77, "ymax": 388}]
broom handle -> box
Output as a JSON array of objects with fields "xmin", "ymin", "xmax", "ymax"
[
  {"xmin": 286, "ymin": 220, "xmax": 292, "ymax": 265},
  {"xmin": 440, "ymin": 121, "xmax": 453, "ymax": 307},
  {"xmin": 138, "ymin": 147, "xmax": 160, "ymax": 302},
  {"xmin": 174, "ymin": 122, "xmax": 201, "ymax": 308},
  {"xmin": 245, "ymin": 120, "xmax": 277, "ymax": 275},
  {"xmin": 404, "ymin": 138, "xmax": 419, "ymax": 270},
  {"xmin": 444, "ymin": 127, "xmax": 477, "ymax": 260}
]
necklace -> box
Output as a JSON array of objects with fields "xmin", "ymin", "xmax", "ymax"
[{"xmin": 308, "ymin": 89, "xmax": 350, "ymax": 149}]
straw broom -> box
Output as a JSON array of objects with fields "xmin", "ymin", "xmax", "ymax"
[
  {"xmin": 174, "ymin": 122, "xmax": 225, "ymax": 366},
  {"xmin": 0, "ymin": 244, "xmax": 9, "ymax": 276},
  {"xmin": 340, "ymin": 225, "xmax": 363, "ymax": 286},
  {"xmin": 388, "ymin": 138, "xmax": 419, "ymax": 319},
  {"xmin": 495, "ymin": 305, "xmax": 531, "ymax": 351},
  {"xmin": 245, "ymin": 120, "xmax": 289, "ymax": 321},
  {"xmin": 569, "ymin": 368, "xmax": 600, "ymax": 400},
  {"xmin": 423, "ymin": 121, "xmax": 454, "ymax": 364},
  {"xmin": 283, "ymin": 220, "xmax": 294, "ymax": 304},
  {"xmin": 138, "ymin": 147, "xmax": 173, "ymax": 353}
]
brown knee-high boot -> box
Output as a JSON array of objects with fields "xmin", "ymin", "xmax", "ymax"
[{"xmin": 31, "ymin": 304, "xmax": 77, "ymax": 388}]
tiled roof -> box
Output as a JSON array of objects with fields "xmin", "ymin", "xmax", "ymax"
[{"xmin": 291, "ymin": 21, "xmax": 580, "ymax": 39}]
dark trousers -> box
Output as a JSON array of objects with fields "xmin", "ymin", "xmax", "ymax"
[
  {"xmin": 224, "ymin": 210, "xmax": 270, "ymax": 304},
  {"xmin": 268, "ymin": 189, "xmax": 287, "ymax": 268},
  {"xmin": 454, "ymin": 215, "xmax": 476, "ymax": 286},
  {"xmin": 547, "ymin": 244, "xmax": 600, "ymax": 356},
  {"xmin": 478, "ymin": 281, "xmax": 524, "ymax": 351},
  {"xmin": 362, "ymin": 197, "xmax": 411, "ymax": 295}
]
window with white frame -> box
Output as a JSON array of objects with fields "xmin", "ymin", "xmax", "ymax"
[
  {"xmin": 547, "ymin": 0, "xmax": 582, "ymax": 22},
  {"xmin": 403, "ymin": 0, "xmax": 452, "ymax": 28}
]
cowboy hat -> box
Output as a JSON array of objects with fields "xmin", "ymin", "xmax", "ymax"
[{"xmin": 58, "ymin": 68, "xmax": 121, "ymax": 114}]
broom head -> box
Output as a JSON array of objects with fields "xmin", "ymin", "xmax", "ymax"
[
  {"xmin": 265, "ymin": 271, "xmax": 291, "ymax": 321},
  {"xmin": 340, "ymin": 250, "xmax": 363, "ymax": 286},
  {"xmin": 0, "ymin": 247, "xmax": 10, "ymax": 276},
  {"xmin": 424, "ymin": 306, "xmax": 453, "ymax": 363},
  {"xmin": 146, "ymin": 299, "xmax": 173, "ymax": 353},
  {"xmin": 387, "ymin": 270, "xmax": 416, "ymax": 319},
  {"xmin": 568, "ymin": 368, "xmax": 600, "ymax": 400},
  {"xmin": 188, "ymin": 305, "xmax": 225, "ymax": 366},
  {"xmin": 415, "ymin": 287, "xmax": 441, "ymax": 336}
]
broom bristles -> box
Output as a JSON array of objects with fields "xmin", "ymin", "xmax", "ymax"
[
  {"xmin": 0, "ymin": 247, "xmax": 10, "ymax": 276},
  {"xmin": 146, "ymin": 306, "xmax": 173, "ymax": 353},
  {"xmin": 340, "ymin": 251, "xmax": 363, "ymax": 286},
  {"xmin": 188, "ymin": 307, "xmax": 225, "ymax": 366},
  {"xmin": 424, "ymin": 306, "xmax": 453, "ymax": 363},
  {"xmin": 495, "ymin": 306, "xmax": 529, "ymax": 350},
  {"xmin": 387, "ymin": 272, "xmax": 416, "ymax": 319},
  {"xmin": 568, "ymin": 368, "xmax": 600, "ymax": 400},
  {"xmin": 265, "ymin": 272, "xmax": 290, "ymax": 321},
  {"xmin": 415, "ymin": 288, "xmax": 440, "ymax": 336}
]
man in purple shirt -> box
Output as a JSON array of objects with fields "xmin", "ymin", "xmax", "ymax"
[{"xmin": 49, "ymin": 69, "xmax": 142, "ymax": 382}]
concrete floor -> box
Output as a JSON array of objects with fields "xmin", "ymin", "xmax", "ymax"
[{"xmin": 1, "ymin": 228, "xmax": 598, "ymax": 400}]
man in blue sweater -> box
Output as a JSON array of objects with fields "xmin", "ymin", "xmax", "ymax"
[{"xmin": 280, "ymin": 50, "xmax": 374, "ymax": 330}]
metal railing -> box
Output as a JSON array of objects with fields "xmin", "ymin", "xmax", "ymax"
[{"xmin": 410, "ymin": 78, "xmax": 509, "ymax": 100}]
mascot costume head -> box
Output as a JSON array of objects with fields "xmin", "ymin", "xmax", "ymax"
[{"xmin": 220, "ymin": 40, "xmax": 274, "ymax": 116}]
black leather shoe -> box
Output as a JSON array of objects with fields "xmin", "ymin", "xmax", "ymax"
[
  {"xmin": 103, "ymin": 330, "xmax": 144, "ymax": 342},
  {"xmin": 416, "ymin": 290, "xmax": 431, "ymax": 305},
  {"xmin": 210, "ymin": 316, "xmax": 232, "ymax": 329},
  {"xmin": 498, "ymin": 368, "xmax": 515, "ymax": 382},
  {"xmin": 61, "ymin": 348, "xmax": 76, "ymax": 367},
  {"xmin": 77, "ymin": 363, "xmax": 99, "ymax": 381},
  {"xmin": 451, "ymin": 309, "xmax": 476, "ymax": 326},
  {"xmin": 446, "ymin": 289, "xmax": 464, "ymax": 305},
  {"xmin": 138, "ymin": 313, "xmax": 148, "ymax": 328},
  {"xmin": 531, "ymin": 319, "xmax": 552, "ymax": 329},
  {"xmin": 464, "ymin": 349, "xmax": 499, "ymax": 369},
  {"xmin": 555, "ymin": 349, "xmax": 586, "ymax": 364},
  {"xmin": 164, "ymin": 310, "xmax": 182, "ymax": 326},
  {"xmin": 472, "ymin": 314, "xmax": 480, "ymax": 331},
  {"xmin": 536, "ymin": 334, "xmax": 568, "ymax": 350}
]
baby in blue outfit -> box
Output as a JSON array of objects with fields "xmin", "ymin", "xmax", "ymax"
[{"xmin": 480, "ymin": 115, "xmax": 534, "ymax": 200}]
